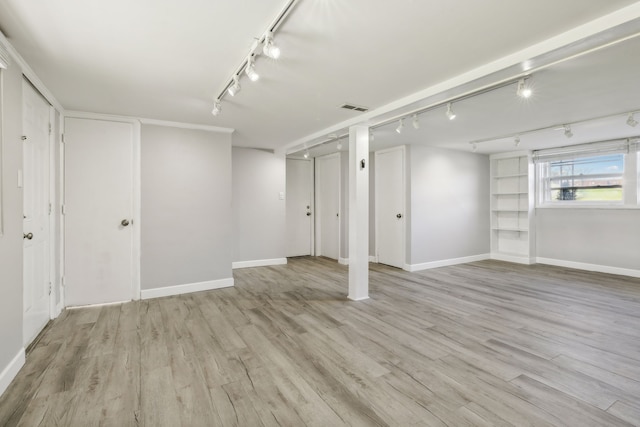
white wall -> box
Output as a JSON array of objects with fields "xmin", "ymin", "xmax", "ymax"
[
  {"xmin": 140, "ymin": 124, "xmax": 232, "ymax": 290},
  {"xmin": 536, "ymin": 208, "xmax": 640, "ymax": 271},
  {"xmin": 0, "ymin": 57, "xmax": 25, "ymax": 390},
  {"xmin": 410, "ymin": 145, "xmax": 490, "ymax": 265},
  {"xmin": 232, "ymin": 147, "xmax": 286, "ymax": 264}
]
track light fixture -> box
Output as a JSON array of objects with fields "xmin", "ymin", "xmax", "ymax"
[
  {"xmin": 627, "ymin": 112, "xmax": 638, "ymax": 127},
  {"xmin": 245, "ymin": 57, "xmax": 260, "ymax": 82},
  {"xmin": 303, "ymin": 150, "xmax": 310, "ymax": 159},
  {"xmin": 516, "ymin": 78, "xmax": 532, "ymax": 98},
  {"xmin": 514, "ymin": 135, "xmax": 521, "ymax": 147},
  {"xmin": 471, "ymin": 142, "xmax": 477, "ymax": 152},
  {"xmin": 337, "ymin": 139, "xmax": 343, "ymax": 150},
  {"xmin": 412, "ymin": 114, "xmax": 420, "ymax": 129},
  {"xmin": 564, "ymin": 124, "xmax": 573, "ymax": 138},
  {"xmin": 262, "ymin": 32, "xmax": 281, "ymax": 59},
  {"xmin": 228, "ymin": 76, "xmax": 241, "ymax": 96},
  {"xmin": 396, "ymin": 118, "xmax": 404, "ymax": 134},
  {"xmin": 446, "ymin": 103, "xmax": 456, "ymax": 120},
  {"xmin": 211, "ymin": 100, "xmax": 222, "ymax": 116}
]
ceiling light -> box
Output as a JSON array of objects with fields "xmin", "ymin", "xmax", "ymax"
[
  {"xmin": 412, "ymin": 114, "xmax": 420, "ymax": 129},
  {"xmin": 396, "ymin": 118, "xmax": 404, "ymax": 134},
  {"xmin": 514, "ymin": 135, "xmax": 521, "ymax": 147},
  {"xmin": 446, "ymin": 103, "xmax": 456, "ymax": 120},
  {"xmin": 211, "ymin": 100, "xmax": 222, "ymax": 116},
  {"xmin": 337, "ymin": 139, "xmax": 343, "ymax": 150},
  {"xmin": 303, "ymin": 150, "xmax": 309, "ymax": 159},
  {"xmin": 245, "ymin": 57, "xmax": 259, "ymax": 82},
  {"xmin": 262, "ymin": 32, "xmax": 281, "ymax": 59},
  {"xmin": 228, "ymin": 76, "xmax": 241, "ymax": 96},
  {"xmin": 516, "ymin": 78, "xmax": 532, "ymax": 98},
  {"xmin": 471, "ymin": 142, "xmax": 477, "ymax": 152},
  {"xmin": 627, "ymin": 112, "xmax": 638, "ymax": 127},
  {"xmin": 564, "ymin": 124, "xmax": 573, "ymax": 138}
]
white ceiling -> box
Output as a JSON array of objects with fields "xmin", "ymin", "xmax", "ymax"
[{"xmin": 1, "ymin": 0, "xmax": 639, "ymax": 153}]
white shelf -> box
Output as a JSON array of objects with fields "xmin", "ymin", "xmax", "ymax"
[
  {"xmin": 492, "ymin": 173, "xmax": 528, "ymax": 179},
  {"xmin": 494, "ymin": 192, "xmax": 527, "ymax": 195},
  {"xmin": 492, "ymin": 209, "xmax": 526, "ymax": 212},
  {"xmin": 492, "ymin": 227, "xmax": 529, "ymax": 232}
]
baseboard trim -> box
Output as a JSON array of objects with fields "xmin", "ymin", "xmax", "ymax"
[
  {"xmin": 348, "ymin": 295, "xmax": 370, "ymax": 301},
  {"xmin": 338, "ymin": 257, "xmax": 349, "ymax": 265},
  {"xmin": 491, "ymin": 253, "xmax": 536, "ymax": 265},
  {"xmin": 0, "ymin": 348, "xmax": 25, "ymax": 397},
  {"xmin": 536, "ymin": 257, "xmax": 640, "ymax": 278},
  {"xmin": 141, "ymin": 277, "xmax": 234, "ymax": 300},
  {"xmin": 232, "ymin": 258, "xmax": 287, "ymax": 269},
  {"xmin": 404, "ymin": 253, "xmax": 491, "ymax": 272}
]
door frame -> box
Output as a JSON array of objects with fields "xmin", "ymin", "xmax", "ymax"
[
  {"xmin": 374, "ymin": 145, "xmax": 407, "ymax": 268},
  {"xmin": 62, "ymin": 111, "xmax": 141, "ymax": 304},
  {"xmin": 285, "ymin": 157, "xmax": 315, "ymax": 257},
  {"xmin": 314, "ymin": 152, "xmax": 341, "ymax": 259}
]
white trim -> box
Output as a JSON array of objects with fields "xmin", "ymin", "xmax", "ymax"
[
  {"xmin": 48, "ymin": 106, "xmax": 57, "ymax": 319},
  {"xmin": 348, "ymin": 295, "xmax": 370, "ymax": 302},
  {"xmin": 66, "ymin": 300, "xmax": 129, "ymax": 309},
  {"xmin": 491, "ymin": 253, "xmax": 536, "ymax": 265},
  {"xmin": 139, "ymin": 117, "xmax": 234, "ymax": 134},
  {"xmin": 536, "ymin": 257, "xmax": 640, "ymax": 278},
  {"xmin": 0, "ymin": 349, "xmax": 25, "ymax": 397},
  {"xmin": 338, "ymin": 257, "xmax": 349, "ymax": 265},
  {"xmin": 369, "ymin": 255, "xmax": 378, "ymax": 263},
  {"xmin": 232, "ymin": 258, "xmax": 287, "ymax": 269},
  {"xmin": 405, "ymin": 254, "xmax": 491, "ymax": 272},
  {"xmin": 141, "ymin": 277, "xmax": 234, "ymax": 300}
]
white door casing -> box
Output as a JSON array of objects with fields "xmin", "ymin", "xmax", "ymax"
[
  {"xmin": 315, "ymin": 153, "xmax": 340, "ymax": 260},
  {"xmin": 375, "ymin": 146, "xmax": 406, "ymax": 269},
  {"xmin": 285, "ymin": 158, "xmax": 313, "ymax": 257},
  {"xmin": 22, "ymin": 79, "xmax": 51, "ymax": 346},
  {"xmin": 64, "ymin": 116, "xmax": 139, "ymax": 306}
]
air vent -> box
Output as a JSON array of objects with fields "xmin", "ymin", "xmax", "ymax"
[{"xmin": 340, "ymin": 103, "xmax": 369, "ymax": 112}]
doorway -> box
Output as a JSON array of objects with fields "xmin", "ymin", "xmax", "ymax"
[
  {"xmin": 315, "ymin": 153, "xmax": 340, "ymax": 260},
  {"xmin": 375, "ymin": 146, "xmax": 406, "ymax": 269},
  {"xmin": 286, "ymin": 158, "xmax": 313, "ymax": 257}
]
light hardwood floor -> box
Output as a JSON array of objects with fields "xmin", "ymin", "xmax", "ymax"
[{"xmin": 1, "ymin": 257, "xmax": 640, "ymax": 426}]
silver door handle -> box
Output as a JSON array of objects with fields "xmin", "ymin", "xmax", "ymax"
[
  {"xmin": 121, "ymin": 219, "xmax": 130, "ymax": 227},
  {"xmin": 23, "ymin": 232, "xmax": 34, "ymax": 240}
]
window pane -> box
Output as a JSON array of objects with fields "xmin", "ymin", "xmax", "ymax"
[{"xmin": 546, "ymin": 154, "xmax": 624, "ymax": 202}]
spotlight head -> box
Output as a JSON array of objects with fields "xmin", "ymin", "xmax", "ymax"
[
  {"xmin": 412, "ymin": 114, "xmax": 420, "ymax": 129},
  {"xmin": 211, "ymin": 100, "xmax": 222, "ymax": 116},
  {"xmin": 263, "ymin": 33, "xmax": 281, "ymax": 59},
  {"xmin": 514, "ymin": 135, "xmax": 521, "ymax": 147},
  {"xmin": 564, "ymin": 125, "xmax": 573, "ymax": 138},
  {"xmin": 446, "ymin": 103, "xmax": 456, "ymax": 120},
  {"xmin": 303, "ymin": 150, "xmax": 310, "ymax": 159},
  {"xmin": 337, "ymin": 140, "xmax": 343, "ymax": 150},
  {"xmin": 228, "ymin": 76, "xmax": 241, "ymax": 96},
  {"xmin": 396, "ymin": 118, "xmax": 404, "ymax": 134},
  {"xmin": 245, "ymin": 57, "xmax": 259, "ymax": 82},
  {"xmin": 627, "ymin": 113, "xmax": 638, "ymax": 127},
  {"xmin": 471, "ymin": 142, "xmax": 477, "ymax": 152},
  {"xmin": 517, "ymin": 78, "xmax": 532, "ymax": 98}
]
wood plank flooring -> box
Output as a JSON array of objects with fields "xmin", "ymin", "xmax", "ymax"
[{"xmin": 1, "ymin": 257, "xmax": 640, "ymax": 426}]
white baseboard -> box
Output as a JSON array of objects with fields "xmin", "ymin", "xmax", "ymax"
[
  {"xmin": 0, "ymin": 348, "xmax": 25, "ymax": 397},
  {"xmin": 404, "ymin": 253, "xmax": 490, "ymax": 272},
  {"xmin": 141, "ymin": 277, "xmax": 234, "ymax": 300},
  {"xmin": 232, "ymin": 258, "xmax": 287, "ymax": 269},
  {"xmin": 536, "ymin": 257, "xmax": 640, "ymax": 278},
  {"xmin": 338, "ymin": 257, "xmax": 349, "ymax": 265},
  {"xmin": 348, "ymin": 295, "xmax": 370, "ymax": 301},
  {"xmin": 491, "ymin": 253, "xmax": 536, "ymax": 265}
]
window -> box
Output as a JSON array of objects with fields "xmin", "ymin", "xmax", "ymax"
[{"xmin": 535, "ymin": 139, "xmax": 639, "ymax": 207}]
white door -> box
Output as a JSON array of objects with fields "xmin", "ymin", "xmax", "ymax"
[
  {"xmin": 22, "ymin": 80, "xmax": 51, "ymax": 346},
  {"xmin": 315, "ymin": 154, "xmax": 340, "ymax": 260},
  {"xmin": 376, "ymin": 146, "xmax": 405, "ymax": 269},
  {"xmin": 286, "ymin": 158, "xmax": 313, "ymax": 257},
  {"xmin": 65, "ymin": 117, "xmax": 136, "ymax": 306}
]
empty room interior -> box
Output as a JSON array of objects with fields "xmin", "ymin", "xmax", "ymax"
[{"xmin": 1, "ymin": 0, "xmax": 640, "ymax": 425}]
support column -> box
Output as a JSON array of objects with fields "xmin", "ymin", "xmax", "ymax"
[{"xmin": 348, "ymin": 125, "xmax": 369, "ymax": 301}]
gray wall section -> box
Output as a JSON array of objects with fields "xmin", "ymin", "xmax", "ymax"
[
  {"xmin": 140, "ymin": 124, "xmax": 232, "ymax": 290},
  {"xmin": 232, "ymin": 147, "xmax": 286, "ymax": 263},
  {"xmin": 536, "ymin": 208, "xmax": 640, "ymax": 270},
  {"xmin": 0, "ymin": 62, "xmax": 25, "ymax": 370},
  {"xmin": 410, "ymin": 145, "xmax": 490, "ymax": 265}
]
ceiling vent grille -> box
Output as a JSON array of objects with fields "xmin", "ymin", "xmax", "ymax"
[{"xmin": 340, "ymin": 103, "xmax": 369, "ymax": 112}]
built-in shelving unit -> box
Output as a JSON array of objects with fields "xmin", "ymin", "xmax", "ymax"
[{"xmin": 490, "ymin": 152, "xmax": 535, "ymax": 264}]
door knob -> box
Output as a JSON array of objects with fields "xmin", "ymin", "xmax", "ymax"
[
  {"xmin": 23, "ymin": 232, "xmax": 34, "ymax": 240},
  {"xmin": 306, "ymin": 212, "xmax": 312, "ymax": 216},
  {"xmin": 121, "ymin": 219, "xmax": 130, "ymax": 227},
  {"xmin": 396, "ymin": 213, "xmax": 402, "ymax": 219}
]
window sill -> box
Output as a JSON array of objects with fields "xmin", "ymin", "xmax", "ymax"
[{"xmin": 536, "ymin": 204, "xmax": 640, "ymax": 210}]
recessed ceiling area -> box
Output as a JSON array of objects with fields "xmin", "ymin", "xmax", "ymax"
[{"xmin": 0, "ymin": 0, "xmax": 639, "ymax": 151}]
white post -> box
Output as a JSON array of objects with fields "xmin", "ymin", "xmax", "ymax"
[{"xmin": 348, "ymin": 126, "xmax": 369, "ymax": 301}]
